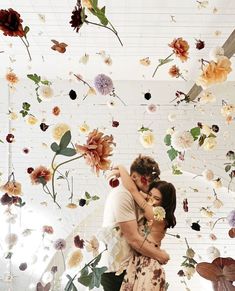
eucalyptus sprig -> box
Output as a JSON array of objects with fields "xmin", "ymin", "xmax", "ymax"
[{"xmin": 27, "ymin": 73, "xmax": 52, "ymax": 103}]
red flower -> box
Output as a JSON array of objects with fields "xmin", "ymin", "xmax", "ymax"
[
  {"xmin": 74, "ymin": 235, "xmax": 84, "ymax": 249},
  {"xmin": 0, "ymin": 8, "xmax": 25, "ymax": 37},
  {"xmin": 70, "ymin": 0, "xmax": 87, "ymax": 33},
  {"xmin": 30, "ymin": 166, "xmax": 51, "ymax": 185}
]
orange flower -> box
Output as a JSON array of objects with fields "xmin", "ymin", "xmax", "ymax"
[
  {"xmin": 169, "ymin": 65, "xmax": 180, "ymax": 78},
  {"xmin": 51, "ymin": 39, "xmax": 68, "ymax": 53},
  {"xmin": 1, "ymin": 181, "xmax": 22, "ymax": 196},
  {"xmin": 6, "ymin": 72, "xmax": 19, "ymax": 84},
  {"xmin": 52, "ymin": 106, "xmax": 60, "ymax": 116},
  {"xmin": 169, "ymin": 37, "xmax": 189, "ymax": 62},
  {"xmin": 197, "ymin": 56, "xmax": 232, "ymax": 88},
  {"xmin": 76, "ymin": 129, "xmax": 115, "ymax": 175},
  {"xmin": 30, "ymin": 166, "xmax": 51, "ymax": 184}
]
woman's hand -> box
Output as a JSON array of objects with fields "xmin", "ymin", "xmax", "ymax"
[{"xmin": 106, "ymin": 168, "xmax": 120, "ymax": 180}]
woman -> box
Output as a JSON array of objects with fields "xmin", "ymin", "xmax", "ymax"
[{"xmin": 116, "ymin": 165, "xmax": 177, "ymax": 291}]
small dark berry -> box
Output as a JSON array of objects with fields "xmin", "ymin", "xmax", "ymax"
[
  {"xmin": 109, "ymin": 178, "xmax": 119, "ymax": 188},
  {"xmin": 19, "ymin": 263, "xmax": 27, "ymax": 271},
  {"xmin": 51, "ymin": 266, "xmax": 58, "ymax": 273},
  {"xmin": 177, "ymin": 270, "xmax": 185, "ymax": 277},
  {"xmin": 144, "ymin": 92, "xmax": 151, "ymax": 100},
  {"xmin": 191, "ymin": 221, "xmax": 201, "ymax": 231},
  {"xmin": 27, "ymin": 167, "xmax": 34, "ymax": 174},
  {"xmin": 40, "ymin": 123, "xmax": 49, "ymax": 131},
  {"xmin": 197, "ymin": 122, "xmax": 203, "ymax": 128},
  {"xmin": 79, "ymin": 198, "xmax": 86, "ymax": 207},
  {"xmin": 212, "ymin": 124, "xmax": 219, "ymax": 133},
  {"xmin": 69, "ymin": 90, "xmax": 77, "ymax": 100},
  {"xmin": 195, "ymin": 39, "xmax": 205, "ymax": 50},
  {"xmin": 112, "ymin": 120, "xmax": 119, "ymax": 127},
  {"xmin": 226, "ymin": 151, "xmax": 235, "ymax": 160},
  {"xmin": 1, "ymin": 193, "xmax": 13, "ymax": 206},
  {"xmin": 23, "ymin": 148, "xmax": 29, "ymax": 154},
  {"xmin": 6, "ymin": 133, "xmax": 14, "ymax": 143}
]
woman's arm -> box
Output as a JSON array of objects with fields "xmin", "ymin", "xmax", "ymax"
[{"xmin": 118, "ymin": 165, "xmax": 155, "ymax": 221}]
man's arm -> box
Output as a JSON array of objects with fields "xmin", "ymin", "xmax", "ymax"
[{"xmin": 119, "ymin": 219, "xmax": 170, "ymax": 264}]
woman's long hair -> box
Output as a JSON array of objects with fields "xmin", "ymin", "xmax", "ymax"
[{"xmin": 149, "ymin": 180, "xmax": 176, "ymax": 229}]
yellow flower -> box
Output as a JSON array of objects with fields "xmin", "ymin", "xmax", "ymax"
[
  {"xmin": 67, "ymin": 249, "xmax": 83, "ymax": 269},
  {"xmin": 82, "ymin": 0, "xmax": 92, "ymax": 8},
  {"xmin": 213, "ymin": 178, "xmax": 222, "ymax": 189},
  {"xmin": 27, "ymin": 115, "xmax": 38, "ymax": 125},
  {"xmin": 153, "ymin": 206, "xmax": 166, "ymax": 221},
  {"xmin": 1, "ymin": 181, "xmax": 22, "ymax": 196},
  {"xmin": 203, "ymin": 137, "xmax": 217, "ymax": 151},
  {"xmin": 79, "ymin": 122, "xmax": 90, "ymax": 134},
  {"xmin": 38, "ymin": 85, "xmax": 54, "ymax": 101},
  {"xmin": 9, "ymin": 111, "xmax": 18, "ymax": 120},
  {"xmin": 139, "ymin": 130, "xmax": 155, "ymax": 148},
  {"xmin": 200, "ymin": 207, "xmax": 214, "ymax": 218},
  {"xmin": 87, "ymin": 87, "xmax": 96, "ymax": 96},
  {"xmin": 140, "ymin": 57, "xmax": 151, "ymax": 66},
  {"xmin": 52, "ymin": 123, "xmax": 70, "ymax": 140}
]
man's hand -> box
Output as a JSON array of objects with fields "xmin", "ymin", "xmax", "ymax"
[{"xmin": 155, "ymin": 249, "xmax": 170, "ymax": 265}]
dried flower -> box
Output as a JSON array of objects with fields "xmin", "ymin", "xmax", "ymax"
[
  {"xmin": 5, "ymin": 233, "xmax": 18, "ymax": 249},
  {"xmin": 74, "ymin": 235, "xmax": 84, "ymax": 249},
  {"xmin": 206, "ymin": 246, "xmax": 220, "ymax": 260},
  {"xmin": 169, "ymin": 65, "xmax": 180, "ymax": 78},
  {"xmin": 153, "ymin": 206, "xmax": 166, "ymax": 221},
  {"xmin": 94, "ymin": 74, "xmax": 114, "ymax": 95},
  {"xmin": 104, "ymin": 56, "xmax": 112, "ymax": 66},
  {"xmin": 213, "ymin": 197, "xmax": 223, "ymax": 209},
  {"xmin": 76, "ymin": 129, "xmax": 115, "ymax": 175},
  {"xmin": 0, "ymin": 9, "xmax": 24, "ymax": 37},
  {"xmin": 139, "ymin": 130, "xmax": 155, "ymax": 148},
  {"xmin": 38, "ymin": 85, "xmax": 54, "ymax": 101},
  {"xmin": 203, "ymin": 137, "xmax": 217, "ymax": 151},
  {"xmin": 146, "ymin": 104, "xmax": 157, "ymax": 114},
  {"xmin": 30, "ymin": 166, "xmax": 51, "ymax": 185},
  {"xmin": 51, "ymin": 39, "xmax": 68, "ymax": 53},
  {"xmin": 19, "ymin": 263, "xmax": 27, "ymax": 271},
  {"xmin": 213, "ymin": 178, "xmax": 222, "ymax": 189},
  {"xmin": 227, "ymin": 210, "xmax": 235, "ymax": 227},
  {"xmin": 79, "ymin": 198, "xmax": 86, "ymax": 206},
  {"xmin": 209, "ymin": 46, "xmax": 224, "ymax": 62},
  {"xmin": 66, "ymin": 202, "xmax": 78, "ymax": 209},
  {"xmin": 182, "ymin": 266, "xmax": 195, "ymax": 280},
  {"xmin": 27, "ymin": 115, "xmax": 38, "ymax": 125},
  {"xmin": 70, "ymin": 0, "xmax": 86, "ymax": 33},
  {"xmin": 140, "ymin": 57, "xmax": 151, "ymax": 66},
  {"xmin": 67, "ymin": 249, "xmax": 83, "ymax": 268},
  {"xmin": 52, "ymin": 123, "xmax": 70, "ymax": 140},
  {"xmin": 52, "ymin": 106, "xmax": 60, "ymax": 116},
  {"xmin": 1, "ymin": 181, "xmax": 22, "ymax": 196},
  {"xmin": 86, "ymin": 236, "xmax": 99, "ymax": 257},
  {"xmin": 79, "ymin": 122, "xmax": 90, "ymax": 134},
  {"xmin": 42, "ymin": 225, "xmax": 54, "ymax": 234},
  {"xmin": 202, "ymin": 169, "xmax": 214, "ymax": 181},
  {"xmin": 69, "ymin": 89, "xmax": 77, "ymax": 100},
  {"xmin": 6, "ymin": 133, "xmax": 15, "ymax": 143},
  {"xmin": 195, "ymin": 39, "xmax": 205, "ymax": 50},
  {"xmin": 53, "ymin": 238, "xmax": 66, "ymax": 250},
  {"xmin": 6, "ymin": 72, "xmax": 19, "ymax": 84},
  {"xmin": 0, "ymin": 193, "xmax": 13, "ymax": 205},
  {"xmin": 200, "ymin": 207, "xmax": 214, "ymax": 218},
  {"xmin": 221, "ymin": 104, "xmax": 235, "ymax": 116},
  {"xmin": 171, "ymin": 131, "xmax": 194, "ymax": 152},
  {"xmin": 191, "ymin": 221, "xmax": 201, "ymax": 231},
  {"xmin": 79, "ymin": 53, "xmax": 89, "ymax": 64},
  {"xmin": 199, "ymin": 91, "xmax": 216, "ymax": 104},
  {"xmin": 169, "ymin": 37, "xmax": 189, "ymax": 62}
]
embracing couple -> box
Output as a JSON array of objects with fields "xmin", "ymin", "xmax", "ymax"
[{"xmin": 99, "ymin": 155, "xmax": 177, "ymax": 291}]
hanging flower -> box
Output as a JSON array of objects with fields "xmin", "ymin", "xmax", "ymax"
[
  {"xmin": 86, "ymin": 236, "xmax": 99, "ymax": 257},
  {"xmin": 171, "ymin": 131, "xmax": 194, "ymax": 152},
  {"xmin": 0, "ymin": 8, "xmax": 31, "ymax": 60},
  {"xmin": 94, "ymin": 74, "xmax": 113, "ymax": 95},
  {"xmin": 52, "ymin": 123, "xmax": 70, "ymax": 140},
  {"xmin": 30, "ymin": 166, "xmax": 51, "ymax": 185},
  {"xmin": 67, "ymin": 249, "xmax": 83, "ymax": 268},
  {"xmin": 75, "ymin": 129, "xmax": 115, "ymax": 175},
  {"xmin": 1, "ymin": 181, "xmax": 22, "ymax": 196}
]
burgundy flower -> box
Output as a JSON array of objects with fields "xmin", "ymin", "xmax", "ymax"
[
  {"xmin": 0, "ymin": 8, "xmax": 25, "ymax": 37},
  {"xmin": 70, "ymin": 1, "xmax": 87, "ymax": 33},
  {"xmin": 74, "ymin": 235, "xmax": 84, "ymax": 248},
  {"xmin": 195, "ymin": 39, "xmax": 205, "ymax": 50},
  {"xmin": 0, "ymin": 193, "xmax": 13, "ymax": 206},
  {"xmin": 191, "ymin": 221, "xmax": 201, "ymax": 231},
  {"xmin": 42, "ymin": 225, "xmax": 54, "ymax": 234}
]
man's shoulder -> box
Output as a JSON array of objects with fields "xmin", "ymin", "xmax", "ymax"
[{"xmin": 109, "ymin": 184, "xmax": 133, "ymax": 199}]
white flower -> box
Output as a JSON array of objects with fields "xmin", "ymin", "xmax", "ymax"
[
  {"xmin": 79, "ymin": 122, "xmax": 90, "ymax": 134},
  {"xmin": 203, "ymin": 137, "xmax": 217, "ymax": 151},
  {"xmin": 168, "ymin": 113, "xmax": 176, "ymax": 122},
  {"xmin": 79, "ymin": 53, "xmax": 89, "ymax": 64},
  {"xmin": 52, "ymin": 123, "xmax": 70, "ymax": 140},
  {"xmin": 202, "ymin": 169, "xmax": 214, "ymax": 181},
  {"xmin": 213, "ymin": 197, "xmax": 223, "ymax": 209},
  {"xmin": 171, "ymin": 131, "xmax": 194, "ymax": 152},
  {"xmin": 221, "ymin": 104, "xmax": 235, "ymax": 116},
  {"xmin": 201, "ymin": 125, "xmax": 212, "ymax": 136},
  {"xmin": 199, "ymin": 91, "xmax": 216, "ymax": 104},
  {"xmin": 207, "ymin": 246, "xmax": 220, "ymax": 260},
  {"xmin": 139, "ymin": 130, "xmax": 155, "ymax": 148},
  {"xmin": 9, "ymin": 111, "xmax": 18, "ymax": 120},
  {"xmin": 209, "ymin": 46, "xmax": 224, "ymax": 62},
  {"xmin": 200, "ymin": 207, "xmax": 214, "ymax": 218},
  {"xmin": 153, "ymin": 206, "xmax": 166, "ymax": 221},
  {"xmin": 86, "ymin": 236, "xmax": 99, "ymax": 257},
  {"xmin": 183, "ymin": 266, "xmax": 195, "ymax": 280},
  {"xmin": 5, "ymin": 233, "xmax": 18, "ymax": 249},
  {"xmin": 213, "ymin": 178, "xmax": 222, "ymax": 189},
  {"xmin": 38, "ymin": 85, "xmax": 54, "ymax": 101}
]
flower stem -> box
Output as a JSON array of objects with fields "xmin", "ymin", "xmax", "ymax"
[
  {"xmin": 61, "ymin": 250, "xmax": 66, "ymax": 272},
  {"xmin": 185, "ymin": 237, "xmax": 189, "ymax": 249},
  {"xmin": 211, "ymin": 217, "xmax": 226, "ymax": 230},
  {"xmin": 152, "ymin": 52, "xmax": 174, "ymax": 78},
  {"xmin": 85, "ymin": 20, "xmax": 123, "ymax": 46},
  {"xmin": 20, "ymin": 37, "xmax": 32, "ymax": 61}
]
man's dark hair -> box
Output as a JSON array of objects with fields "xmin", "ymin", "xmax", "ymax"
[{"xmin": 130, "ymin": 155, "xmax": 160, "ymax": 182}]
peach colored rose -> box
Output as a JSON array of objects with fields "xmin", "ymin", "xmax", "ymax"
[
  {"xmin": 1, "ymin": 181, "xmax": 22, "ymax": 196},
  {"xmin": 76, "ymin": 129, "xmax": 115, "ymax": 175},
  {"xmin": 169, "ymin": 37, "xmax": 189, "ymax": 62}
]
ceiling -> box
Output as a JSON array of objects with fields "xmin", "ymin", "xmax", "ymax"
[{"xmin": 0, "ymin": 0, "xmax": 235, "ymax": 80}]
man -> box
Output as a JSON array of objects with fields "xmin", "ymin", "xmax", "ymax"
[{"xmin": 100, "ymin": 155, "xmax": 170, "ymax": 291}]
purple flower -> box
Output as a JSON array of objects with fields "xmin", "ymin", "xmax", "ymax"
[
  {"xmin": 227, "ymin": 209, "xmax": 235, "ymax": 227},
  {"xmin": 53, "ymin": 238, "xmax": 66, "ymax": 250},
  {"xmin": 94, "ymin": 74, "xmax": 113, "ymax": 95}
]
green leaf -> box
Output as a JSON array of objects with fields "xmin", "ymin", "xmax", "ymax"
[
  {"xmin": 198, "ymin": 134, "xmax": 206, "ymax": 146},
  {"xmin": 80, "ymin": 266, "xmax": 89, "ymax": 277},
  {"xmin": 40, "ymin": 80, "xmax": 51, "ymax": 85},
  {"xmin": 167, "ymin": 147, "xmax": 178, "ymax": 161},
  {"xmin": 0, "ymin": 139, "xmax": 3, "ymax": 143},
  {"xmin": 59, "ymin": 130, "xmax": 72, "ymax": 149},
  {"xmin": 20, "ymin": 110, "xmax": 28, "ymax": 117},
  {"xmin": 65, "ymin": 275, "xmax": 78, "ymax": 291},
  {"xmin": 38, "ymin": 177, "xmax": 47, "ymax": 186},
  {"xmin": 225, "ymin": 165, "xmax": 231, "ymax": 172},
  {"xmin": 190, "ymin": 127, "xmax": 200, "ymax": 141},
  {"xmin": 208, "ymin": 133, "xmax": 216, "ymax": 138},
  {"xmin": 172, "ymin": 165, "xmax": 182, "ymax": 175},
  {"xmin": 91, "ymin": 267, "xmax": 108, "ymax": 288},
  {"xmin": 27, "ymin": 73, "xmax": 41, "ymax": 84},
  {"xmin": 101, "ymin": 6, "xmax": 106, "ymax": 14},
  {"xmin": 22, "ymin": 102, "xmax": 31, "ymax": 111},
  {"xmin": 51, "ymin": 142, "xmax": 60, "ymax": 153},
  {"xmin": 92, "ymin": 195, "xmax": 100, "ymax": 200},
  {"xmin": 58, "ymin": 148, "xmax": 77, "ymax": 156},
  {"xmin": 164, "ymin": 134, "xmax": 171, "ymax": 146},
  {"xmin": 138, "ymin": 126, "xmax": 151, "ymax": 133},
  {"xmin": 158, "ymin": 58, "xmax": 173, "ymax": 65},
  {"xmin": 85, "ymin": 191, "xmax": 91, "ymax": 199},
  {"xmin": 24, "ymin": 26, "xmax": 30, "ymax": 35},
  {"xmin": 90, "ymin": 253, "xmax": 102, "ymax": 268},
  {"xmin": 77, "ymin": 273, "xmax": 92, "ymax": 287}
]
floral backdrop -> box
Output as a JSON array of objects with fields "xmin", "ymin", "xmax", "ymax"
[{"xmin": 0, "ymin": 1, "xmax": 235, "ymax": 291}]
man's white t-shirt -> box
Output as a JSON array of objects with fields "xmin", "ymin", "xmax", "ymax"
[{"xmin": 99, "ymin": 184, "xmax": 142, "ymax": 274}]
